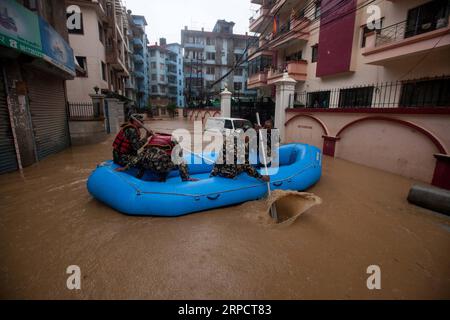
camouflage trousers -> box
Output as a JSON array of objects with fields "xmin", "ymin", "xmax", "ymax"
[
  {"xmin": 127, "ymin": 147, "xmax": 190, "ymax": 181},
  {"xmin": 210, "ymin": 164, "xmax": 263, "ymax": 180}
]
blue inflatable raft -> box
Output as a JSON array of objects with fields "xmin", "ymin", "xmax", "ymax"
[{"xmin": 87, "ymin": 143, "xmax": 322, "ymax": 216}]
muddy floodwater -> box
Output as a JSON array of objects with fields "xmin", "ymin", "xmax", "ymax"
[{"xmin": 0, "ymin": 119, "xmax": 449, "ymax": 299}]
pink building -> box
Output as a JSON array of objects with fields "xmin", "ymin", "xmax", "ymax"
[{"xmin": 247, "ymin": 0, "xmax": 450, "ymax": 189}]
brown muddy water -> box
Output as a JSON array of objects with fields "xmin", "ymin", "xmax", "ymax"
[{"xmin": 0, "ymin": 119, "xmax": 449, "ymax": 299}]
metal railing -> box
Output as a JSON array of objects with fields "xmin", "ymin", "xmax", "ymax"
[
  {"xmin": 292, "ymin": 76, "xmax": 450, "ymax": 109},
  {"xmin": 68, "ymin": 102, "xmax": 102, "ymax": 121},
  {"xmin": 376, "ymin": 17, "xmax": 449, "ymax": 47}
]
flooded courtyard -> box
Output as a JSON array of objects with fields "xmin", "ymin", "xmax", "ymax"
[{"xmin": 0, "ymin": 119, "xmax": 449, "ymax": 299}]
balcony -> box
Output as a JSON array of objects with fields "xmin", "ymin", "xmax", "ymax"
[
  {"xmin": 362, "ymin": 16, "xmax": 450, "ymax": 65},
  {"xmin": 105, "ymin": 44, "xmax": 129, "ymax": 76},
  {"xmin": 267, "ymin": 60, "xmax": 307, "ymax": 84},
  {"xmin": 133, "ymin": 38, "xmax": 143, "ymax": 48},
  {"xmin": 125, "ymin": 79, "xmax": 135, "ymax": 90},
  {"xmin": 133, "ymin": 53, "xmax": 144, "ymax": 64},
  {"xmin": 184, "ymin": 42, "xmax": 205, "ymax": 50},
  {"xmin": 249, "ymin": 7, "xmax": 272, "ymax": 33},
  {"xmin": 247, "ymin": 71, "xmax": 268, "ymax": 89},
  {"xmin": 134, "ymin": 71, "xmax": 144, "ymax": 79},
  {"xmin": 267, "ymin": 16, "xmax": 311, "ymax": 49}
]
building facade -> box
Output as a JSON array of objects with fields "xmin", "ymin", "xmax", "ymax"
[
  {"xmin": 66, "ymin": 0, "xmax": 134, "ymax": 103},
  {"xmin": 130, "ymin": 14, "xmax": 150, "ymax": 109},
  {"xmin": 0, "ymin": 0, "xmax": 75, "ymax": 174},
  {"xmin": 148, "ymin": 38, "xmax": 185, "ymax": 113},
  {"xmin": 166, "ymin": 43, "xmax": 185, "ymax": 108},
  {"xmin": 181, "ymin": 20, "xmax": 258, "ymax": 106},
  {"xmin": 247, "ymin": 0, "xmax": 450, "ymax": 188}
]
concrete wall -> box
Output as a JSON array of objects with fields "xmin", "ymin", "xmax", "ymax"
[
  {"xmin": 69, "ymin": 120, "xmax": 108, "ymax": 145},
  {"xmin": 285, "ymin": 111, "xmax": 450, "ymax": 183},
  {"xmin": 186, "ymin": 109, "xmax": 221, "ymax": 123}
]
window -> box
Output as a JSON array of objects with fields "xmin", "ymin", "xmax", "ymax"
[
  {"xmin": 151, "ymin": 74, "xmax": 157, "ymax": 81},
  {"xmin": 75, "ymin": 56, "xmax": 87, "ymax": 77},
  {"xmin": 67, "ymin": 12, "xmax": 84, "ymax": 34},
  {"xmin": 234, "ymin": 82, "xmax": 243, "ymax": 91},
  {"xmin": 207, "ymin": 52, "xmax": 216, "ymax": 60},
  {"xmin": 160, "ymin": 63, "xmax": 165, "ymax": 71},
  {"xmin": 150, "ymin": 50, "xmax": 156, "ymax": 57},
  {"xmin": 307, "ymin": 91, "xmax": 330, "ymax": 108},
  {"xmin": 339, "ymin": 86, "xmax": 374, "ymax": 108},
  {"xmin": 160, "ymin": 75, "xmax": 165, "ymax": 82},
  {"xmin": 98, "ymin": 22, "xmax": 104, "ymax": 44},
  {"xmin": 101, "ymin": 61, "xmax": 106, "ymax": 81},
  {"xmin": 206, "ymin": 37, "xmax": 215, "ymax": 45},
  {"xmin": 234, "ymin": 68, "xmax": 243, "ymax": 76},
  {"xmin": 224, "ymin": 120, "xmax": 233, "ymax": 129},
  {"xmin": 235, "ymin": 53, "xmax": 243, "ymax": 63},
  {"xmin": 361, "ymin": 19, "xmax": 383, "ymax": 48},
  {"xmin": 405, "ymin": 0, "xmax": 449, "ymax": 39},
  {"xmin": 152, "ymin": 85, "xmax": 158, "ymax": 93},
  {"xmin": 286, "ymin": 51, "xmax": 302, "ymax": 62},
  {"xmin": 206, "ymin": 66, "xmax": 215, "ymax": 75},
  {"xmin": 248, "ymin": 55, "xmax": 272, "ymax": 76},
  {"xmin": 151, "ymin": 62, "xmax": 156, "ymax": 69},
  {"xmin": 314, "ymin": 1, "xmax": 321, "ymax": 19},
  {"xmin": 311, "ymin": 45, "xmax": 318, "ymax": 63},
  {"xmin": 399, "ymin": 77, "xmax": 450, "ymax": 107}
]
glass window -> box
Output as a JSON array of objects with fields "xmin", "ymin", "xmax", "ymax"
[{"xmin": 311, "ymin": 44, "xmax": 318, "ymax": 63}]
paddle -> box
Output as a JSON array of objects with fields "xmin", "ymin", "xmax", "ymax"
[{"xmin": 256, "ymin": 113, "xmax": 278, "ymax": 221}]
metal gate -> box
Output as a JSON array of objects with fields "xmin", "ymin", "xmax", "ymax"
[
  {"xmin": 0, "ymin": 70, "xmax": 18, "ymax": 173},
  {"xmin": 26, "ymin": 69, "xmax": 70, "ymax": 160},
  {"xmin": 231, "ymin": 97, "xmax": 275, "ymax": 125}
]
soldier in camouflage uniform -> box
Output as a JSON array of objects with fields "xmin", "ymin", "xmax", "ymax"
[
  {"xmin": 112, "ymin": 114, "xmax": 150, "ymax": 167},
  {"xmin": 116, "ymin": 140, "xmax": 197, "ymax": 182},
  {"xmin": 210, "ymin": 134, "xmax": 270, "ymax": 182}
]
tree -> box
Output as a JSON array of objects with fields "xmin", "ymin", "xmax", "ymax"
[{"xmin": 166, "ymin": 103, "xmax": 177, "ymax": 118}]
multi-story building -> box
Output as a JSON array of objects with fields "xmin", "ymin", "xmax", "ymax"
[
  {"xmin": 247, "ymin": 0, "xmax": 450, "ymax": 188},
  {"xmin": 148, "ymin": 38, "xmax": 185, "ymax": 112},
  {"xmin": 130, "ymin": 14, "xmax": 150, "ymax": 109},
  {"xmin": 66, "ymin": 0, "xmax": 133, "ymax": 103},
  {"xmin": 181, "ymin": 20, "xmax": 258, "ymax": 106},
  {"xmin": 166, "ymin": 43, "xmax": 185, "ymax": 108},
  {"xmin": 0, "ymin": 0, "xmax": 75, "ymax": 173}
]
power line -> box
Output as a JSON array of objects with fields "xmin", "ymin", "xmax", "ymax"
[
  {"xmin": 210, "ymin": 0, "xmax": 379, "ymax": 89},
  {"xmin": 208, "ymin": 0, "xmax": 293, "ymax": 88}
]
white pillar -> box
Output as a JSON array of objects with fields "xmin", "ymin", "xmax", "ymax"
[
  {"xmin": 220, "ymin": 87, "xmax": 232, "ymax": 118},
  {"xmin": 274, "ymin": 73, "xmax": 296, "ymax": 143}
]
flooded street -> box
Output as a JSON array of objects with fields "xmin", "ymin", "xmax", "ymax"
[{"xmin": 0, "ymin": 118, "xmax": 449, "ymax": 299}]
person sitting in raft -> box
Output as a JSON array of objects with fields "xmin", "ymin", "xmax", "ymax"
[
  {"xmin": 115, "ymin": 134, "xmax": 198, "ymax": 182},
  {"xmin": 210, "ymin": 132, "xmax": 270, "ymax": 182},
  {"xmin": 112, "ymin": 114, "xmax": 151, "ymax": 167}
]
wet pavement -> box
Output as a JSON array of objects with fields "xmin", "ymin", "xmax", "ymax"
[{"xmin": 0, "ymin": 118, "xmax": 449, "ymax": 299}]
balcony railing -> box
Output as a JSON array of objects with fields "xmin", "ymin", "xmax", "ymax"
[
  {"xmin": 376, "ymin": 17, "xmax": 449, "ymax": 47},
  {"xmin": 68, "ymin": 102, "xmax": 102, "ymax": 121},
  {"xmin": 267, "ymin": 60, "xmax": 307, "ymax": 84},
  {"xmin": 133, "ymin": 53, "xmax": 144, "ymax": 64},
  {"xmin": 133, "ymin": 38, "xmax": 144, "ymax": 48},
  {"xmin": 134, "ymin": 71, "xmax": 144, "ymax": 79},
  {"xmin": 184, "ymin": 42, "xmax": 205, "ymax": 49},
  {"xmin": 292, "ymin": 76, "xmax": 450, "ymax": 109}
]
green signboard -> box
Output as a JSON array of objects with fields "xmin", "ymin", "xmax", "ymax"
[{"xmin": 0, "ymin": 0, "xmax": 43, "ymax": 58}]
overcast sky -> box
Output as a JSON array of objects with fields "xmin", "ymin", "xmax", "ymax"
[{"xmin": 123, "ymin": 0, "xmax": 258, "ymax": 45}]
